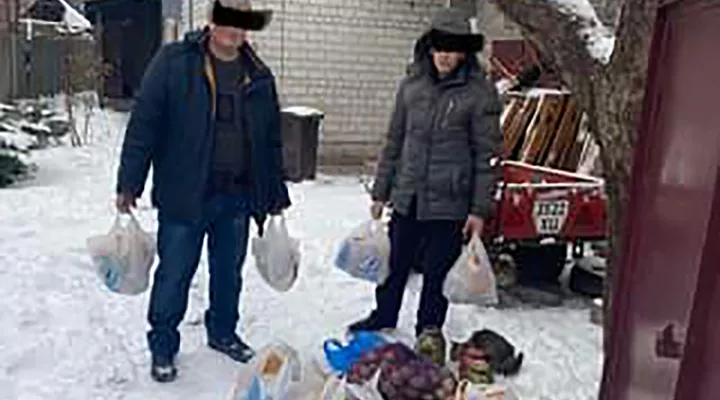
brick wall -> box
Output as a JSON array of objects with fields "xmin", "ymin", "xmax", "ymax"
[{"xmin": 183, "ymin": 0, "xmax": 445, "ymax": 166}]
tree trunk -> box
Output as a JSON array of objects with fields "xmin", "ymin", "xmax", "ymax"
[{"xmin": 488, "ymin": 0, "xmax": 658, "ymax": 353}]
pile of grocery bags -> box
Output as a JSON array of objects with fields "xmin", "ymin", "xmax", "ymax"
[{"xmin": 227, "ymin": 330, "xmax": 519, "ymax": 399}]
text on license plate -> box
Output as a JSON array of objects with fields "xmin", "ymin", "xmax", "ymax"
[{"xmin": 533, "ymin": 200, "xmax": 570, "ymax": 235}]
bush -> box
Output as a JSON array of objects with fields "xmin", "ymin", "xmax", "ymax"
[{"xmin": 0, "ymin": 150, "xmax": 31, "ymax": 188}]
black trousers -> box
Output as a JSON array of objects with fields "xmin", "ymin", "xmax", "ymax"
[{"xmin": 374, "ymin": 205, "xmax": 464, "ymax": 336}]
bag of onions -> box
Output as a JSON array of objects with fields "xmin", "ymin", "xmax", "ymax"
[{"xmin": 347, "ymin": 343, "xmax": 458, "ymax": 400}]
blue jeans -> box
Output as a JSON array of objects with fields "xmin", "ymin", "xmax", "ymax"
[{"xmin": 147, "ymin": 195, "xmax": 250, "ymax": 358}]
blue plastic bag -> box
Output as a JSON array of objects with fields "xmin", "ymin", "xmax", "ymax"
[{"xmin": 323, "ymin": 331, "xmax": 388, "ymax": 375}]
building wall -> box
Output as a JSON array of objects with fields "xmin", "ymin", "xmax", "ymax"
[{"xmin": 182, "ymin": 0, "xmax": 445, "ymax": 165}]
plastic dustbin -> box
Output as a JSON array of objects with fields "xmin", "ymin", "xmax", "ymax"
[{"xmin": 280, "ymin": 106, "xmax": 324, "ymax": 183}]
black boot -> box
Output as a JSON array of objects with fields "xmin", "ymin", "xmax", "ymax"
[
  {"xmin": 150, "ymin": 354, "xmax": 177, "ymax": 383},
  {"xmin": 208, "ymin": 335, "xmax": 255, "ymax": 363},
  {"xmin": 348, "ymin": 311, "xmax": 395, "ymax": 333}
]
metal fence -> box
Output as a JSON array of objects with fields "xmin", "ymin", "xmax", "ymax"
[{"xmin": 0, "ymin": 31, "xmax": 96, "ymax": 102}]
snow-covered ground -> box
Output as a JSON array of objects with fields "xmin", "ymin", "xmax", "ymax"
[{"xmin": 0, "ymin": 110, "xmax": 603, "ymax": 399}]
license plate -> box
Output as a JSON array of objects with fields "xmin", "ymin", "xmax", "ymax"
[{"xmin": 533, "ymin": 199, "xmax": 570, "ymax": 235}]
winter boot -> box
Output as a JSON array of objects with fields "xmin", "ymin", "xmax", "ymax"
[
  {"xmin": 150, "ymin": 354, "xmax": 177, "ymax": 383},
  {"xmin": 347, "ymin": 311, "xmax": 395, "ymax": 333},
  {"xmin": 208, "ymin": 335, "xmax": 256, "ymax": 363},
  {"xmin": 415, "ymin": 327, "xmax": 447, "ymax": 367}
]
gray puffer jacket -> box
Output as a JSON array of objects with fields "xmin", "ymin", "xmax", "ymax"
[{"xmin": 371, "ymin": 33, "xmax": 503, "ymax": 221}]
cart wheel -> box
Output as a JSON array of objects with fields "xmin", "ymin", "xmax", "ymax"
[{"xmin": 514, "ymin": 244, "xmax": 567, "ymax": 286}]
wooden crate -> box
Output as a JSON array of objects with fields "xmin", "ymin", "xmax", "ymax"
[
  {"xmin": 545, "ymin": 98, "xmax": 582, "ymax": 168},
  {"xmin": 519, "ymin": 94, "xmax": 568, "ymax": 164},
  {"xmin": 504, "ymin": 96, "xmax": 539, "ymax": 159}
]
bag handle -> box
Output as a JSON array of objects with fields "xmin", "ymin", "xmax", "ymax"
[
  {"xmin": 114, "ymin": 211, "xmax": 141, "ymax": 230},
  {"xmin": 454, "ymin": 379, "xmax": 471, "ymax": 400}
]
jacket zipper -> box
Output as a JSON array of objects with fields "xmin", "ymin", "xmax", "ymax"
[
  {"xmin": 242, "ymin": 75, "xmax": 256, "ymax": 201},
  {"xmin": 421, "ymin": 87, "xmax": 443, "ymax": 216},
  {"xmin": 441, "ymin": 98, "xmax": 455, "ymax": 129}
]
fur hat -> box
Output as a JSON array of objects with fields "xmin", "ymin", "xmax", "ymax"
[
  {"xmin": 211, "ymin": 0, "xmax": 272, "ymax": 31},
  {"xmin": 427, "ymin": 8, "xmax": 485, "ymax": 53}
]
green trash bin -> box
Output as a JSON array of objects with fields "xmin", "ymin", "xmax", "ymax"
[{"xmin": 281, "ymin": 106, "xmax": 324, "ymax": 183}]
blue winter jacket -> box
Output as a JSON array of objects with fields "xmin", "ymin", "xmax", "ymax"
[{"xmin": 116, "ymin": 29, "xmax": 290, "ymax": 230}]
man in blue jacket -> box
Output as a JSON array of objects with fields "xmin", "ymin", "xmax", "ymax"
[{"xmin": 115, "ymin": 0, "xmax": 290, "ymax": 383}]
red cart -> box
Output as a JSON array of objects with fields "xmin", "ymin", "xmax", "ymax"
[
  {"xmin": 487, "ymin": 161, "xmax": 606, "ymax": 243},
  {"xmin": 485, "ymin": 161, "xmax": 608, "ymax": 286}
]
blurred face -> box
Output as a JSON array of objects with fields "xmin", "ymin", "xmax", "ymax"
[
  {"xmin": 210, "ymin": 23, "xmax": 247, "ymax": 50},
  {"xmin": 431, "ymin": 50, "xmax": 466, "ymax": 76}
]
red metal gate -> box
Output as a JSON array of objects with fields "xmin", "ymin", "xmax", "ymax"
[{"xmin": 601, "ymin": 0, "xmax": 720, "ymax": 399}]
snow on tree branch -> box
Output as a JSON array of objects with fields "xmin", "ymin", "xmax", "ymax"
[
  {"xmin": 549, "ymin": 0, "xmax": 616, "ymax": 64},
  {"xmin": 489, "ymin": 0, "xmax": 606, "ymax": 94}
]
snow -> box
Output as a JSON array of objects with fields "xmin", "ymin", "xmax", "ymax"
[
  {"xmin": 550, "ymin": 0, "xmax": 616, "ymax": 63},
  {"xmin": 282, "ymin": 106, "xmax": 324, "ymax": 117},
  {"xmin": 509, "ymin": 88, "xmax": 573, "ymax": 98},
  {"xmin": 0, "ymin": 110, "xmax": 603, "ymax": 399},
  {"xmin": 19, "ymin": 121, "xmax": 51, "ymax": 134},
  {"xmin": 58, "ymin": 0, "xmax": 93, "ymax": 31},
  {"xmin": 0, "ymin": 103, "xmax": 16, "ymax": 112},
  {"xmin": 0, "ymin": 130, "xmax": 36, "ymax": 151}
]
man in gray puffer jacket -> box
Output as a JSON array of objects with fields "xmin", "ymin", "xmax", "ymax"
[{"xmin": 349, "ymin": 8, "xmax": 503, "ymax": 338}]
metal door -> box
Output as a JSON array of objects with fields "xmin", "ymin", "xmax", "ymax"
[{"xmin": 601, "ymin": 0, "xmax": 720, "ymax": 399}]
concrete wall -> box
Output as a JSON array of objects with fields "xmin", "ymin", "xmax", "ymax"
[{"xmin": 182, "ymin": 0, "xmax": 445, "ymax": 166}]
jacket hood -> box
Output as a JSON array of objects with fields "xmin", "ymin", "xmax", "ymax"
[
  {"xmin": 407, "ymin": 30, "xmax": 483, "ymax": 79},
  {"xmin": 183, "ymin": 28, "xmax": 207, "ymax": 45}
]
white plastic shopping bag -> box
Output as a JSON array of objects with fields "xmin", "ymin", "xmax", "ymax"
[
  {"xmin": 321, "ymin": 371, "xmax": 384, "ymax": 400},
  {"xmin": 229, "ymin": 342, "xmax": 302, "ymax": 400},
  {"xmin": 334, "ymin": 220, "xmax": 390, "ymax": 285},
  {"xmin": 455, "ymin": 381, "xmax": 518, "ymax": 400},
  {"xmin": 86, "ymin": 213, "xmax": 156, "ymax": 295},
  {"xmin": 252, "ymin": 215, "xmax": 300, "ymax": 292},
  {"xmin": 443, "ymin": 234, "xmax": 498, "ymax": 306}
]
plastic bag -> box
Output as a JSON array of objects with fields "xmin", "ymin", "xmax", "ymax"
[
  {"xmin": 455, "ymin": 381, "xmax": 518, "ymax": 400},
  {"xmin": 334, "ymin": 220, "xmax": 390, "ymax": 284},
  {"xmin": 323, "ymin": 331, "xmax": 388, "ymax": 375},
  {"xmin": 252, "ymin": 215, "xmax": 301, "ymax": 292},
  {"xmin": 443, "ymin": 234, "xmax": 498, "ymax": 306},
  {"xmin": 86, "ymin": 213, "xmax": 156, "ymax": 295},
  {"xmin": 321, "ymin": 372, "xmax": 384, "ymax": 400},
  {"xmin": 229, "ymin": 342, "xmax": 302, "ymax": 400}
]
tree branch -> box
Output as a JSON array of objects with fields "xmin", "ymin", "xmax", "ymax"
[
  {"xmin": 589, "ymin": 0, "xmax": 624, "ymax": 29},
  {"xmin": 488, "ymin": 0, "xmax": 602, "ymax": 96}
]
